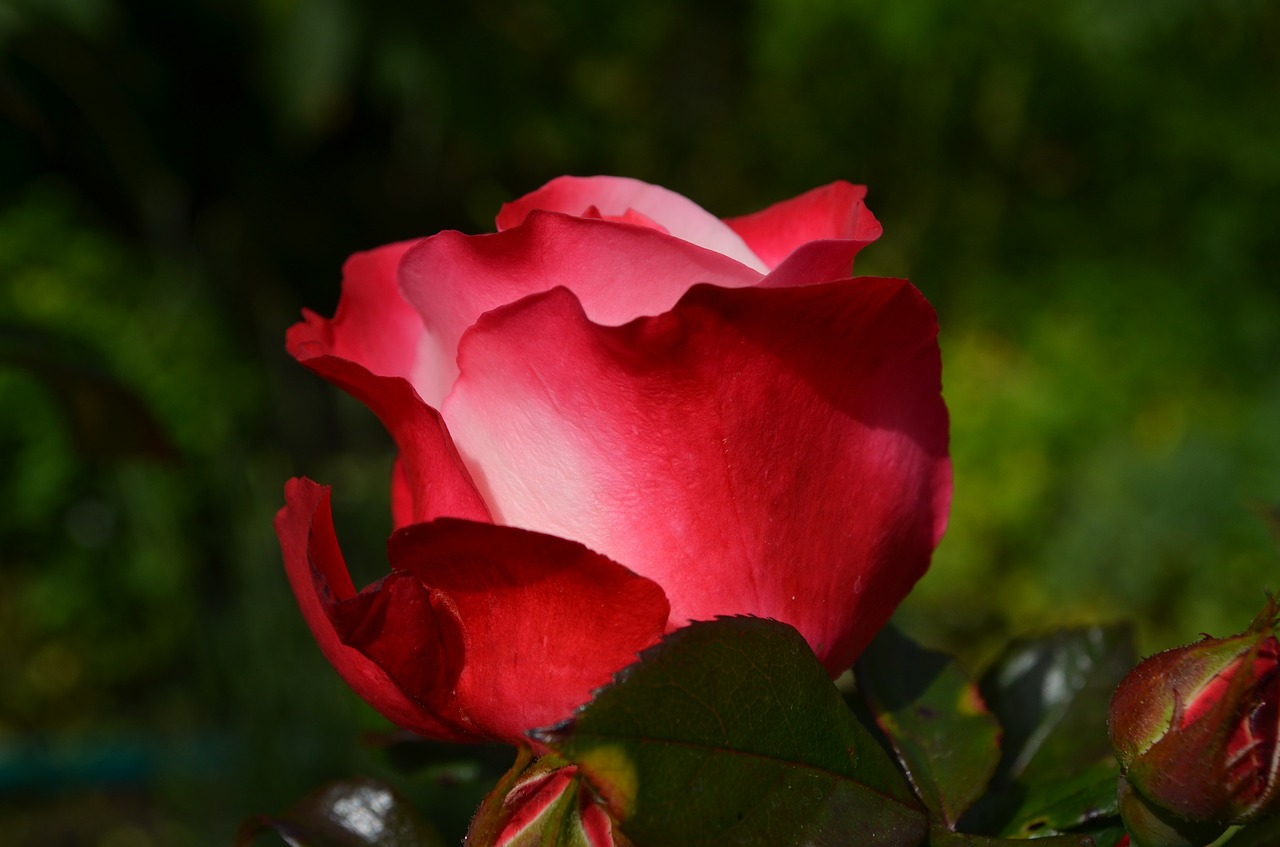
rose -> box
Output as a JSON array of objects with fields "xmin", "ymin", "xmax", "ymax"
[
  {"xmin": 1109, "ymin": 597, "xmax": 1280, "ymax": 843},
  {"xmin": 276, "ymin": 176, "xmax": 952, "ymax": 746}
]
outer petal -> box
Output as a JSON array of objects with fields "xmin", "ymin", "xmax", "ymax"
[
  {"xmin": 495, "ymin": 175, "xmax": 769, "ymax": 273},
  {"xmin": 286, "ymin": 244, "xmax": 491, "ymax": 527},
  {"xmin": 725, "ymin": 181, "xmax": 883, "ymax": 272},
  {"xmin": 287, "ymin": 241, "xmax": 432, "ymax": 385},
  {"xmin": 277, "ymin": 479, "xmax": 669, "ymax": 745},
  {"xmin": 398, "ymin": 212, "xmax": 764, "ymax": 408},
  {"xmin": 275, "ymin": 477, "xmax": 483, "ymax": 742},
  {"xmin": 383, "ymin": 519, "xmax": 670, "ymax": 744},
  {"xmin": 443, "ymin": 280, "xmax": 950, "ymax": 675},
  {"xmin": 291, "ymin": 353, "xmax": 491, "ymax": 526}
]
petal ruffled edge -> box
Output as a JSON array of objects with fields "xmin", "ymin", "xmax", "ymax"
[
  {"xmin": 495, "ymin": 175, "xmax": 769, "ymax": 273},
  {"xmin": 286, "ymin": 240, "xmax": 431, "ymax": 385},
  {"xmin": 725, "ymin": 181, "xmax": 882, "ymax": 271},
  {"xmin": 398, "ymin": 211, "xmax": 763, "ymax": 408}
]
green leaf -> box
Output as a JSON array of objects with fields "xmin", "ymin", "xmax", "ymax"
[
  {"xmin": 855, "ymin": 625, "xmax": 1002, "ymax": 827},
  {"xmin": 981, "ymin": 624, "xmax": 1134, "ymax": 782},
  {"xmin": 990, "ymin": 759, "xmax": 1121, "ymax": 838},
  {"xmin": 535, "ymin": 617, "xmax": 928, "ymax": 847},
  {"xmin": 926, "ymin": 823, "xmax": 1100, "ymax": 845},
  {"xmin": 962, "ymin": 625, "xmax": 1134, "ymax": 837},
  {"xmin": 236, "ymin": 777, "xmax": 445, "ymax": 847}
]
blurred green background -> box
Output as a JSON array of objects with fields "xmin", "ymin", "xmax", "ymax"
[{"xmin": 1, "ymin": 0, "xmax": 1277, "ymax": 844}]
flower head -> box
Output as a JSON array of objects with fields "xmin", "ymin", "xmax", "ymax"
[{"xmin": 277, "ymin": 177, "xmax": 951, "ymax": 746}]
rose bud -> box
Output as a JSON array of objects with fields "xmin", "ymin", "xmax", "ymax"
[
  {"xmin": 1109, "ymin": 597, "xmax": 1280, "ymax": 830},
  {"xmin": 468, "ymin": 755, "xmax": 627, "ymax": 847},
  {"xmin": 277, "ymin": 177, "xmax": 951, "ymax": 746}
]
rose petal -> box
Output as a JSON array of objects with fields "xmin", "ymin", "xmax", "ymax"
[
  {"xmin": 279, "ymin": 480, "xmax": 666, "ymax": 745},
  {"xmin": 398, "ymin": 212, "xmax": 764, "ymax": 407},
  {"xmin": 286, "ymin": 240, "xmax": 432, "ymax": 385},
  {"xmin": 443, "ymin": 280, "xmax": 950, "ymax": 674},
  {"xmin": 495, "ymin": 175, "xmax": 769, "ymax": 273},
  {"xmin": 385, "ymin": 519, "xmax": 670, "ymax": 744},
  {"xmin": 289, "ymin": 354, "xmax": 491, "ymax": 526},
  {"xmin": 287, "ymin": 243, "xmax": 490, "ymax": 527},
  {"xmin": 275, "ymin": 478, "xmax": 483, "ymax": 742},
  {"xmin": 724, "ymin": 181, "xmax": 883, "ymax": 271}
]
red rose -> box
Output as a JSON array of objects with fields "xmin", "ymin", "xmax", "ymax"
[{"xmin": 276, "ymin": 177, "xmax": 952, "ymax": 746}]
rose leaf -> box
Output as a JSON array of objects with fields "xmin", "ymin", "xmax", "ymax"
[
  {"xmin": 854, "ymin": 624, "xmax": 1002, "ymax": 828},
  {"xmin": 961, "ymin": 625, "xmax": 1134, "ymax": 837},
  {"xmin": 534, "ymin": 617, "xmax": 928, "ymax": 847}
]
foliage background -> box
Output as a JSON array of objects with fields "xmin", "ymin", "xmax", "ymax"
[{"xmin": 1, "ymin": 0, "xmax": 1277, "ymax": 844}]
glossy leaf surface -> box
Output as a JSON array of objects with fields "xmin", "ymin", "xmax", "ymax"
[
  {"xmin": 536, "ymin": 617, "xmax": 928, "ymax": 847},
  {"xmin": 856, "ymin": 625, "xmax": 1001, "ymax": 827},
  {"xmin": 993, "ymin": 759, "xmax": 1121, "ymax": 838},
  {"xmin": 963, "ymin": 625, "xmax": 1134, "ymax": 837},
  {"xmin": 236, "ymin": 777, "xmax": 444, "ymax": 847}
]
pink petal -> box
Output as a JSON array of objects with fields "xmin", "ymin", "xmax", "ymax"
[
  {"xmin": 495, "ymin": 175, "xmax": 769, "ymax": 272},
  {"xmin": 286, "ymin": 240, "xmax": 433, "ymax": 385},
  {"xmin": 580, "ymin": 204, "xmax": 670, "ymax": 232},
  {"xmin": 385, "ymin": 519, "xmax": 670, "ymax": 744},
  {"xmin": 725, "ymin": 182, "xmax": 882, "ymax": 271},
  {"xmin": 443, "ymin": 280, "xmax": 950, "ymax": 675},
  {"xmin": 398, "ymin": 212, "xmax": 763, "ymax": 407},
  {"xmin": 275, "ymin": 478, "xmax": 483, "ymax": 742},
  {"xmin": 287, "ymin": 242, "xmax": 490, "ymax": 527}
]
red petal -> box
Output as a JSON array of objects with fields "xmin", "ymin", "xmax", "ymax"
[
  {"xmin": 298, "ymin": 355, "xmax": 491, "ymax": 526},
  {"xmin": 398, "ymin": 211, "xmax": 763, "ymax": 406},
  {"xmin": 495, "ymin": 175, "xmax": 768, "ymax": 272},
  {"xmin": 275, "ymin": 478, "xmax": 482, "ymax": 742},
  {"xmin": 725, "ymin": 182, "xmax": 882, "ymax": 271},
  {"xmin": 443, "ymin": 280, "xmax": 950, "ymax": 674},
  {"xmin": 386, "ymin": 519, "xmax": 670, "ymax": 744}
]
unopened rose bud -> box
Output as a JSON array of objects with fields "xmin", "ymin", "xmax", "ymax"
[
  {"xmin": 1109, "ymin": 597, "xmax": 1280, "ymax": 828},
  {"xmin": 469, "ymin": 755, "xmax": 625, "ymax": 847}
]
